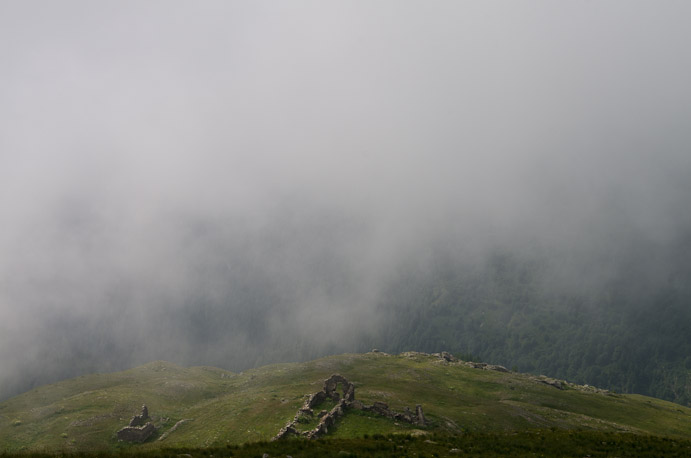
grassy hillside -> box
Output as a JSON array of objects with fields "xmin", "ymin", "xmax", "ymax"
[{"xmin": 2, "ymin": 352, "xmax": 691, "ymax": 454}]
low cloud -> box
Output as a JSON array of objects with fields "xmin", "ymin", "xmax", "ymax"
[{"xmin": 1, "ymin": 1, "xmax": 690, "ymax": 399}]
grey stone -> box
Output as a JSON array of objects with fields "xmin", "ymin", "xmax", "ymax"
[
  {"xmin": 128, "ymin": 405, "xmax": 150, "ymax": 427},
  {"xmin": 416, "ymin": 404, "xmax": 426, "ymax": 426},
  {"xmin": 440, "ymin": 351, "xmax": 457, "ymax": 362}
]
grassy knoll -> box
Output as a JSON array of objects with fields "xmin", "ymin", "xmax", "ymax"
[{"xmin": 1, "ymin": 352, "xmax": 691, "ymax": 454}]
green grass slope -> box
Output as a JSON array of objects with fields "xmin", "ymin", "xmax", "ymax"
[{"xmin": 2, "ymin": 352, "xmax": 691, "ymax": 453}]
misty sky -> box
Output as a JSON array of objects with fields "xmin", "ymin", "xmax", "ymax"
[{"xmin": 1, "ymin": 1, "xmax": 691, "ymax": 399}]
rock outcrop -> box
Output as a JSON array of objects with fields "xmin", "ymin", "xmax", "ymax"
[
  {"xmin": 401, "ymin": 350, "xmax": 609, "ymax": 394},
  {"xmin": 401, "ymin": 351, "xmax": 510, "ymax": 373},
  {"xmin": 116, "ymin": 405, "xmax": 156, "ymax": 443},
  {"xmin": 273, "ymin": 374, "xmax": 425, "ymax": 441}
]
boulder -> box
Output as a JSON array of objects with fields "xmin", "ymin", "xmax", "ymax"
[{"xmin": 440, "ymin": 352, "xmax": 457, "ymax": 362}]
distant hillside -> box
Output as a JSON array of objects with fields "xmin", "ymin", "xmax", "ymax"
[
  {"xmin": 2, "ymin": 352, "xmax": 691, "ymax": 453},
  {"xmin": 4, "ymin": 241, "xmax": 690, "ymax": 412},
  {"xmin": 375, "ymin": 247, "xmax": 691, "ymax": 406}
]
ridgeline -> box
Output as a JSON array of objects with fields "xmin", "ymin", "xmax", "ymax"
[{"xmin": 2, "ymin": 352, "xmax": 691, "ymax": 455}]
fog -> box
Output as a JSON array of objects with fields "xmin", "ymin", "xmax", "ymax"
[{"xmin": 1, "ymin": 1, "xmax": 690, "ymax": 400}]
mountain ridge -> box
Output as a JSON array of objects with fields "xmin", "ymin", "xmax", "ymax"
[{"xmin": 2, "ymin": 351, "xmax": 691, "ymax": 453}]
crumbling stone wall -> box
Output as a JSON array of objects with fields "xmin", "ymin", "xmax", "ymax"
[
  {"xmin": 116, "ymin": 405, "xmax": 156, "ymax": 443},
  {"xmin": 359, "ymin": 400, "xmax": 426, "ymax": 425},
  {"xmin": 117, "ymin": 422, "xmax": 156, "ymax": 442},
  {"xmin": 273, "ymin": 374, "xmax": 425, "ymax": 441},
  {"xmin": 128, "ymin": 404, "xmax": 149, "ymax": 427},
  {"xmin": 158, "ymin": 418, "xmax": 192, "ymax": 442},
  {"xmin": 323, "ymin": 374, "xmax": 355, "ymax": 403}
]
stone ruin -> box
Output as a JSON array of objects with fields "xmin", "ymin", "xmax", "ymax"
[
  {"xmin": 116, "ymin": 404, "xmax": 156, "ymax": 443},
  {"xmin": 129, "ymin": 404, "xmax": 149, "ymax": 427},
  {"xmin": 272, "ymin": 374, "xmax": 425, "ymax": 441}
]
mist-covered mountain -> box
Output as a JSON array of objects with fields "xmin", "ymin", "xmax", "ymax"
[
  {"xmin": 2, "ymin": 210, "xmax": 690, "ymax": 406},
  {"xmin": 1, "ymin": 1, "xmax": 690, "ymax": 408},
  {"xmin": 377, "ymin": 240, "xmax": 691, "ymax": 406}
]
